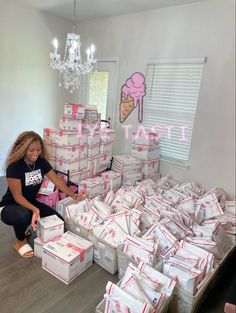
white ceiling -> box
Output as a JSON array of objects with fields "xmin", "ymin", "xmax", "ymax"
[{"xmin": 17, "ymin": 0, "xmax": 206, "ymax": 22}]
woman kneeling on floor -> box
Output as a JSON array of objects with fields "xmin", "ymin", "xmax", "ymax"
[{"xmin": 0, "ymin": 131, "xmax": 86, "ymax": 258}]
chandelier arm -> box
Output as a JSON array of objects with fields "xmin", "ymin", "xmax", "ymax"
[{"xmin": 73, "ymin": 0, "xmax": 76, "ymax": 33}]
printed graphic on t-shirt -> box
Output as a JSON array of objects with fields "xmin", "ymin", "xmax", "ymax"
[{"xmin": 25, "ymin": 169, "xmax": 43, "ymax": 186}]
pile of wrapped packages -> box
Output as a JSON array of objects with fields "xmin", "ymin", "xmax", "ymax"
[
  {"xmin": 56, "ymin": 173, "xmax": 235, "ymax": 312},
  {"xmin": 97, "ymin": 262, "xmax": 176, "ymax": 313},
  {"xmin": 37, "ymin": 113, "xmax": 235, "ymax": 312}
]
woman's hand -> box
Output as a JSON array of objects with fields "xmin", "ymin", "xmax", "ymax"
[
  {"xmin": 31, "ymin": 208, "xmax": 40, "ymax": 230},
  {"xmin": 73, "ymin": 190, "xmax": 87, "ymax": 202}
]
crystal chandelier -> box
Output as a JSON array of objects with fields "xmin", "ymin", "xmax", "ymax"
[{"xmin": 50, "ymin": 0, "xmax": 96, "ymax": 93}]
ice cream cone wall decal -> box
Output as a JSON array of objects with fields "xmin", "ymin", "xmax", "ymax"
[{"xmin": 119, "ymin": 72, "xmax": 146, "ymax": 123}]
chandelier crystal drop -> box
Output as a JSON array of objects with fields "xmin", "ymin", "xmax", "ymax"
[{"xmin": 50, "ymin": 0, "xmax": 96, "ymax": 93}]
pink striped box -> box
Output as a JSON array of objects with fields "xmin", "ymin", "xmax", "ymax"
[
  {"xmin": 87, "ymin": 155, "xmax": 100, "ymax": 175},
  {"xmin": 79, "ymin": 144, "xmax": 88, "ymax": 158},
  {"xmin": 56, "ymin": 130, "xmax": 79, "ymax": 146},
  {"xmin": 55, "ymin": 158, "xmax": 80, "ymax": 173},
  {"xmin": 87, "ymin": 144, "xmax": 100, "ymax": 158},
  {"xmin": 131, "ymin": 144, "xmax": 160, "ymax": 160},
  {"xmin": 100, "ymin": 141, "xmax": 113, "ymax": 154},
  {"xmin": 64, "ymin": 103, "xmax": 85, "ymax": 119},
  {"xmin": 141, "ymin": 158, "xmax": 160, "ymax": 176},
  {"xmin": 78, "ymin": 157, "xmax": 88, "ymax": 171},
  {"xmin": 59, "ymin": 115, "xmax": 81, "ymax": 131},
  {"xmin": 68, "ymin": 169, "xmax": 90, "ymax": 185},
  {"xmin": 43, "ymin": 128, "xmax": 58, "ymax": 144},
  {"xmin": 56, "ymin": 144, "xmax": 80, "ymax": 161}
]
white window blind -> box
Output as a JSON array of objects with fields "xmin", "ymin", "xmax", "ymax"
[{"xmin": 143, "ymin": 57, "xmax": 206, "ymax": 166}]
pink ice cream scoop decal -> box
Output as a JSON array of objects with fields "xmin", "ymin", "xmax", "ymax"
[{"xmin": 120, "ymin": 72, "xmax": 146, "ymax": 123}]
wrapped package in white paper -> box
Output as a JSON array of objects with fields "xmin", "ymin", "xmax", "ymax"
[
  {"xmin": 225, "ymin": 200, "xmax": 236, "ymax": 215},
  {"xmin": 103, "ymin": 189, "xmax": 115, "ymax": 206},
  {"xmin": 93, "ymin": 220, "xmax": 128, "ymax": 248},
  {"xmin": 197, "ymin": 193, "xmax": 224, "ymax": 220},
  {"xmin": 160, "ymin": 217, "xmax": 193, "ymax": 240},
  {"xmin": 121, "ymin": 272, "xmax": 165, "ymax": 310},
  {"xmin": 178, "ymin": 240, "xmax": 215, "ymax": 275},
  {"xmin": 104, "ymin": 281, "xmax": 152, "ymax": 313},
  {"xmin": 93, "ymin": 199, "xmax": 113, "ymax": 217},
  {"xmin": 109, "ymin": 211, "xmax": 129, "ymax": 234},
  {"xmin": 120, "ymin": 272, "xmax": 152, "ymax": 305},
  {"xmin": 182, "ymin": 187, "xmax": 202, "ymax": 199},
  {"xmin": 123, "ymin": 235, "xmax": 157, "ymax": 266},
  {"xmin": 136, "ymin": 180, "xmax": 156, "ymax": 197},
  {"xmin": 102, "ymin": 228, "xmax": 128, "ymax": 248},
  {"xmin": 141, "ymin": 209, "xmax": 158, "ymax": 228},
  {"xmin": 175, "ymin": 247, "xmax": 208, "ymax": 275},
  {"xmin": 111, "ymin": 194, "xmax": 133, "ymax": 210},
  {"xmin": 123, "ymin": 190, "xmax": 144, "ymax": 208},
  {"xmin": 125, "ymin": 263, "xmax": 161, "ymax": 291},
  {"xmin": 128, "ymin": 215, "xmax": 141, "ymax": 236},
  {"xmin": 193, "ymin": 224, "xmax": 215, "ymax": 237},
  {"xmin": 186, "ymin": 236, "xmax": 224, "ymax": 259},
  {"xmin": 163, "ymin": 261, "xmax": 201, "ymax": 295},
  {"xmin": 138, "ymin": 262, "xmax": 176, "ymax": 297},
  {"xmin": 212, "ymin": 221, "xmax": 232, "ymax": 256},
  {"xmin": 65, "ymin": 199, "xmax": 89, "ymax": 220},
  {"xmin": 206, "ymin": 187, "xmax": 228, "ymax": 209},
  {"xmin": 77, "ymin": 211, "xmax": 101, "ymax": 229},
  {"xmin": 194, "ymin": 203, "xmax": 205, "ymax": 224},
  {"xmin": 143, "ymin": 222, "xmax": 178, "ymax": 258},
  {"xmin": 134, "ymin": 276, "xmax": 165, "ymax": 310},
  {"xmin": 143, "ymin": 205, "xmax": 161, "ymax": 222},
  {"xmin": 163, "ymin": 189, "xmax": 186, "ymax": 205},
  {"xmin": 176, "ymin": 197, "xmax": 195, "ymax": 219},
  {"xmin": 170, "ymin": 207, "xmax": 196, "ymax": 229}
]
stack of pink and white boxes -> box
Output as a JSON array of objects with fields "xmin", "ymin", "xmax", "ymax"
[
  {"xmin": 130, "ymin": 130, "xmax": 160, "ymax": 181},
  {"xmin": 111, "ymin": 155, "xmax": 142, "ymax": 185},
  {"xmin": 43, "ymin": 103, "xmax": 116, "ymax": 191},
  {"xmin": 34, "ymin": 214, "xmax": 94, "ymax": 285}
]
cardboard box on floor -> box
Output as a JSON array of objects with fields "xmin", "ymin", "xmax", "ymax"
[
  {"xmin": 34, "ymin": 237, "xmax": 44, "ymax": 258},
  {"xmin": 37, "ymin": 215, "xmax": 64, "ymax": 243},
  {"xmin": 42, "ymin": 231, "xmax": 93, "ymax": 285}
]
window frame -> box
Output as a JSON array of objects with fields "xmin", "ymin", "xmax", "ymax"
[{"xmin": 143, "ymin": 57, "xmax": 207, "ymax": 168}]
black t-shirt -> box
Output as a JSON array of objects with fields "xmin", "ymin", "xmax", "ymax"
[{"xmin": 0, "ymin": 157, "xmax": 52, "ymax": 205}]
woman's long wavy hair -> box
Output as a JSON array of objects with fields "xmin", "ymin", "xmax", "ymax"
[{"xmin": 6, "ymin": 131, "xmax": 48, "ymax": 168}]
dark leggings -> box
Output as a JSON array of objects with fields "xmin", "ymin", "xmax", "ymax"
[{"xmin": 1, "ymin": 200, "xmax": 64, "ymax": 241}]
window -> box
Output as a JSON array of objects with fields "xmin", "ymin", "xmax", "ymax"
[
  {"xmin": 88, "ymin": 71, "xmax": 109, "ymax": 120},
  {"xmin": 143, "ymin": 58, "xmax": 206, "ymax": 167},
  {"xmin": 81, "ymin": 59, "xmax": 118, "ymax": 128}
]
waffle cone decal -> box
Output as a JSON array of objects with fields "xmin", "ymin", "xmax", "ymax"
[{"xmin": 119, "ymin": 72, "xmax": 146, "ymax": 123}]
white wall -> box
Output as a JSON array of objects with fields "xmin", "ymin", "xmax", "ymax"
[
  {"xmin": 0, "ymin": 1, "xmax": 77, "ymax": 175},
  {"xmin": 78, "ymin": 0, "xmax": 235, "ymax": 197}
]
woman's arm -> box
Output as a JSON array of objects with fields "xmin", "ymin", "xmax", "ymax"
[
  {"xmin": 46, "ymin": 169, "xmax": 86, "ymax": 201},
  {"xmin": 7, "ymin": 178, "xmax": 40, "ymax": 229}
]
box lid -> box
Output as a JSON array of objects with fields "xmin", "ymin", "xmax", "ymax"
[
  {"xmin": 43, "ymin": 231, "xmax": 93, "ymax": 263},
  {"xmin": 38, "ymin": 215, "xmax": 64, "ymax": 229}
]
